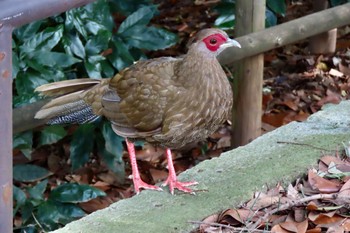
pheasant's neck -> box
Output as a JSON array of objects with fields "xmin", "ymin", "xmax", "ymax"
[{"xmin": 176, "ymin": 50, "xmax": 228, "ymax": 91}]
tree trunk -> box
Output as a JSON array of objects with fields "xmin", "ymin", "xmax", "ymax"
[
  {"xmin": 309, "ymin": 0, "xmax": 337, "ymax": 54},
  {"xmin": 232, "ymin": 0, "xmax": 265, "ymax": 147}
]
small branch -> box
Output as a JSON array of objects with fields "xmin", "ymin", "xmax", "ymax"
[
  {"xmin": 189, "ymin": 220, "xmax": 271, "ymax": 233},
  {"xmin": 276, "ymin": 141, "xmax": 338, "ymax": 152}
]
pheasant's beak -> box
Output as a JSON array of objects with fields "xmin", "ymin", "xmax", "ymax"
[{"xmin": 221, "ymin": 38, "xmax": 241, "ymax": 49}]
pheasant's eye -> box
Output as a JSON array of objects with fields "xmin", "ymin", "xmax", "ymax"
[{"xmin": 209, "ymin": 38, "xmax": 217, "ymax": 45}]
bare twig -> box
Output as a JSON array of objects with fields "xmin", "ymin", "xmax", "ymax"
[
  {"xmin": 276, "ymin": 141, "xmax": 338, "ymax": 152},
  {"xmin": 189, "ymin": 220, "xmax": 272, "ymax": 233}
]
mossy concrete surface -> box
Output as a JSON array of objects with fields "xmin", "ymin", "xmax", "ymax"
[{"xmin": 53, "ymin": 101, "xmax": 350, "ymax": 233}]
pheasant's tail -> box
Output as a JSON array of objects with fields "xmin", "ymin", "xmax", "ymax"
[{"xmin": 35, "ymin": 78, "xmax": 105, "ymax": 125}]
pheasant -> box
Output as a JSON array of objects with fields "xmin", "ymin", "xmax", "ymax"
[{"xmin": 35, "ymin": 28, "xmax": 241, "ymax": 194}]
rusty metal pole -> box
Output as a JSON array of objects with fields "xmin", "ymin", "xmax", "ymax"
[
  {"xmin": 0, "ymin": 1, "xmax": 96, "ymax": 232},
  {"xmin": 0, "ymin": 24, "xmax": 14, "ymax": 233}
]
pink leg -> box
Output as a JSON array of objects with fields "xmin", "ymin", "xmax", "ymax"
[
  {"xmin": 125, "ymin": 139, "xmax": 162, "ymax": 194},
  {"xmin": 162, "ymin": 148, "xmax": 198, "ymax": 195}
]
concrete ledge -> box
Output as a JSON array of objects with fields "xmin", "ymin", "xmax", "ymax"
[{"xmin": 53, "ymin": 101, "xmax": 350, "ymax": 233}]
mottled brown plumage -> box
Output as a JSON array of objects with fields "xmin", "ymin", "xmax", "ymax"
[{"xmin": 35, "ymin": 28, "xmax": 241, "ymax": 194}]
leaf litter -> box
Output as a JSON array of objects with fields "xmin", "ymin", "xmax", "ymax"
[{"xmin": 191, "ymin": 153, "xmax": 350, "ymax": 233}]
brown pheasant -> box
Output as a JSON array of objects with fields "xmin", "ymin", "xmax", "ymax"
[{"xmin": 35, "ymin": 28, "xmax": 241, "ymax": 194}]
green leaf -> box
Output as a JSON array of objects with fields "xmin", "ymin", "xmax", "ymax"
[
  {"xmin": 21, "ymin": 201, "xmax": 35, "ymax": 223},
  {"xmin": 330, "ymin": 0, "xmax": 350, "ymax": 6},
  {"xmin": 13, "ymin": 131, "xmax": 33, "ymax": 159},
  {"xmin": 27, "ymin": 179, "xmax": 48, "ymax": 200},
  {"xmin": 97, "ymin": 122, "xmax": 125, "ymax": 180},
  {"xmin": 12, "ymin": 51, "xmax": 20, "ymax": 79},
  {"xmin": 85, "ymin": 0, "xmax": 114, "ymax": 31},
  {"xmin": 70, "ymin": 124, "xmax": 95, "ymax": 170},
  {"xmin": 267, "ymin": 0, "xmax": 286, "ymax": 15},
  {"xmin": 62, "ymin": 33, "xmax": 86, "ymax": 59},
  {"xmin": 13, "ymin": 185, "xmax": 27, "ymax": 215},
  {"xmin": 85, "ymin": 60, "xmax": 102, "ymax": 78},
  {"xmin": 36, "ymin": 200, "xmax": 61, "ymax": 231},
  {"xmin": 265, "ymin": 8, "xmax": 277, "ymax": 28},
  {"xmin": 31, "ymin": 51, "xmax": 81, "ymax": 68},
  {"xmin": 122, "ymin": 26, "xmax": 178, "ymax": 50},
  {"xmin": 50, "ymin": 183, "xmax": 105, "ymax": 203},
  {"xmin": 100, "ymin": 60, "xmax": 115, "ymax": 78},
  {"xmin": 20, "ymin": 25, "xmax": 63, "ymax": 54},
  {"xmin": 15, "ymin": 71, "xmax": 48, "ymax": 96},
  {"xmin": 56, "ymin": 203, "xmax": 85, "ymax": 223},
  {"xmin": 85, "ymin": 20, "xmax": 107, "ymax": 35},
  {"xmin": 213, "ymin": 0, "xmax": 236, "ymax": 29},
  {"xmin": 109, "ymin": 38, "xmax": 135, "ymax": 71},
  {"xmin": 85, "ymin": 30, "xmax": 111, "ymax": 55},
  {"xmin": 39, "ymin": 125, "xmax": 67, "ymax": 146},
  {"xmin": 13, "ymin": 164, "xmax": 52, "ymax": 182},
  {"xmin": 65, "ymin": 9, "xmax": 88, "ymax": 38},
  {"xmin": 111, "ymin": 0, "xmax": 152, "ymax": 15},
  {"xmin": 118, "ymin": 5, "xmax": 157, "ymax": 34},
  {"xmin": 14, "ymin": 20, "xmax": 44, "ymax": 41}
]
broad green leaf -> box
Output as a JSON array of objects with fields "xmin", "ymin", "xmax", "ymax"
[
  {"xmin": 15, "ymin": 71, "xmax": 48, "ymax": 95},
  {"xmin": 13, "ymin": 93, "xmax": 40, "ymax": 108},
  {"xmin": 85, "ymin": 21, "xmax": 107, "ymax": 35},
  {"xmin": 50, "ymin": 183, "xmax": 105, "ymax": 203},
  {"xmin": 31, "ymin": 51, "xmax": 81, "ymax": 68},
  {"xmin": 70, "ymin": 124, "xmax": 95, "ymax": 170},
  {"xmin": 265, "ymin": 9, "xmax": 277, "ymax": 27},
  {"xmin": 267, "ymin": 0, "xmax": 286, "ymax": 15},
  {"xmin": 215, "ymin": 14, "xmax": 235, "ymax": 30},
  {"xmin": 111, "ymin": 0, "xmax": 152, "ymax": 15},
  {"xmin": 65, "ymin": 9, "xmax": 88, "ymax": 38},
  {"xmin": 100, "ymin": 60, "xmax": 115, "ymax": 78},
  {"xmin": 56, "ymin": 203, "xmax": 85, "ymax": 223},
  {"xmin": 330, "ymin": 0, "xmax": 350, "ymax": 6},
  {"xmin": 97, "ymin": 122, "xmax": 125, "ymax": 180},
  {"xmin": 122, "ymin": 26, "xmax": 178, "ymax": 50},
  {"xmin": 85, "ymin": 30, "xmax": 112, "ymax": 55},
  {"xmin": 109, "ymin": 38, "xmax": 135, "ymax": 71},
  {"xmin": 20, "ymin": 25, "xmax": 63, "ymax": 54},
  {"xmin": 62, "ymin": 33, "xmax": 86, "ymax": 59},
  {"xmin": 39, "ymin": 125, "xmax": 67, "ymax": 146},
  {"xmin": 27, "ymin": 179, "xmax": 48, "ymax": 200},
  {"xmin": 13, "ymin": 164, "xmax": 52, "ymax": 182},
  {"xmin": 36, "ymin": 200, "xmax": 61, "ymax": 231},
  {"xmin": 14, "ymin": 20, "xmax": 44, "ymax": 41},
  {"xmin": 13, "ymin": 185, "xmax": 27, "ymax": 215},
  {"xmin": 118, "ymin": 5, "xmax": 157, "ymax": 34},
  {"xmin": 213, "ymin": 0, "xmax": 236, "ymax": 29},
  {"xmin": 85, "ymin": 0, "xmax": 114, "ymax": 31},
  {"xmin": 18, "ymin": 226, "xmax": 36, "ymax": 233},
  {"xmin": 21, "ymin": 201, "xmax": 35, "ymax": 223},
  {"xmin": 85, "ymin": 60, "xmax": 102, "ymax": 78},
  {"xmin": 12, "ymin": 51, "xmax": 20, "ymax": 79},
  {"xmin": 13, "ymin": 131, "xmax": 33, "ymax": 159}
]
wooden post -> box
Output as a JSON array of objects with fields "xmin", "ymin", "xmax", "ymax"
[
  {"xmin": 232, "ymin": 0, "xmax": 265, "ymax": 147},
  {"xmin": 309, "ymin": 0, "xmax": 337, "ymax": 54}
]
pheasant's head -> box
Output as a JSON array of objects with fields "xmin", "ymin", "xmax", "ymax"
[{"xmin": 188, "ymin": 28, "xmax": 241, "ymax": 58}]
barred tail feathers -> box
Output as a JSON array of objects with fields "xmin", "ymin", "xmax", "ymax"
[{"xmin": 35, "ymin": 79, "xmax": 105, "ymax": 125}]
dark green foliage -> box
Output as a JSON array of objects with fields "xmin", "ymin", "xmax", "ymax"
[
  {"xmin": 13, "ymin": 0, "xmax": 178, "ymax": 231},
  {"xmin": 330, "ymin": 0, "xmax": 350, "ymax": 6},
  {"xmin": 13, "ymin": 164, "xmax": 52, "ymax": 182},
  {"xmin": 70, "ymin": 124, "xmax": 96, "ymax": 171},
  {"xmin": 13, "ymin": 179, "xmax": 102, "ymax": 232},
  {"xmin": 214, "ymin": 0, "xmax": 287, "ymax": 29}
]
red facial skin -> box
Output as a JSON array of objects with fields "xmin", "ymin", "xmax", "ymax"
[{"xmin": 202, "ymin": 33, "xmax": 227, "ymax": 52}]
